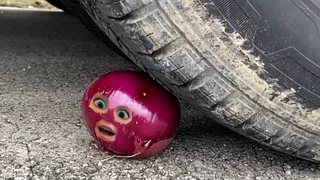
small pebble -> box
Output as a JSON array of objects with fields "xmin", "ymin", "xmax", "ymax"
[{"xmin": 285, "ymin": 170, "xmax": 292, "ymax": 175}]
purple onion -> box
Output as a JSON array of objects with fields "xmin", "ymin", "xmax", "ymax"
[{"xmin": 81, "ymin": 70, "xmax": 181, "ymax": 158}]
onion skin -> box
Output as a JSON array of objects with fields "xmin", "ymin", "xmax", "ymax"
[{"xmin": 81, "ymin": 70, "xmax": 181, "ymax": 158}]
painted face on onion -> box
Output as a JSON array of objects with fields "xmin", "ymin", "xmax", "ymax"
[{"xmin": 81, "ymin": 71, "xmax": 181, "ymax": 158}]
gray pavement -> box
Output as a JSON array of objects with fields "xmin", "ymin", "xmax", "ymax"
[{"xmin": 0, "ymin": 7, "xmax": 319, "ymax": 180}]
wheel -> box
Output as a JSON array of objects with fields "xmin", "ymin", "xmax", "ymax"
[
  {"xmin": 58, "ymin": 0, "xmax": 128, "ymax": 59},
  {"xmin": 62, "ymin": 0, "xmax": 320, "ymax": 162},
  {"xmin": 46, "ymin": 0, "xmax": 70, "ymax": 13}
]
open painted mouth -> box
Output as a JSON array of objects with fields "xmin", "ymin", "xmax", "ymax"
[
  {"xmin": 98, "ymin": 126, "xmax": 115, "ymax": 136},
  {"xmin": 95, "ymin": 120, "xmax": 117, "ymax": 142}
]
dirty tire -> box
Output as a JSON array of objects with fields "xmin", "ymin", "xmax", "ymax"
[
  {"xmin": 46, "ymin": 0, "xmax": 70, "ymax": 12},
  {"xmin": 63, "ymin": 0, "xmax": 320, "ymax": 162}
]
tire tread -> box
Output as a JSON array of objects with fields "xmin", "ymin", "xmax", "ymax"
[{"xmin": 68, "ymin": 0, "xmax": 320, "ymax": 161}]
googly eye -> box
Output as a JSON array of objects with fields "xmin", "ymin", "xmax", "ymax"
[
  {"xmin": 116, "ymin": 109, "xmax": 130, "ymax": 120},
  {"xmin": 94, "ymin": 98, "xmax": 107, "ymax": 110}
]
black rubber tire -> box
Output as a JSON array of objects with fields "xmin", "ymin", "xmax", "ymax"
[
  {"xmin": 46, "ymin": 0, "xmax": 70, "ymax": 13},
  {"xmin": 63, "ymin": 0, "xmax": 320, "ymax": 162},
  {"xmin": 58, "ymin": 0, "xmax": 129, "ymax": 60}
]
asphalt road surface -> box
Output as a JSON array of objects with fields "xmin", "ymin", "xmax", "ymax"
[{"xmin": 0, "ymin": 7, "xmax": 320, "ymax": 180}]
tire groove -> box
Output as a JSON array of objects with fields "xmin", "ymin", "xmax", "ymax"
[
  {"xmin": 267, "ymin": 124, "xmax": 292, "ymax": 145},
  {"xmin": 181, "ymin": 68, "xmax": 216, "ymax": 91},
  {"xmin": 297, "ymin": 139, "xmax": 317, "ymax": 157},
  {"xmin": 122, "ymin": 2, "xmax": 158, "ymax": 24}
]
